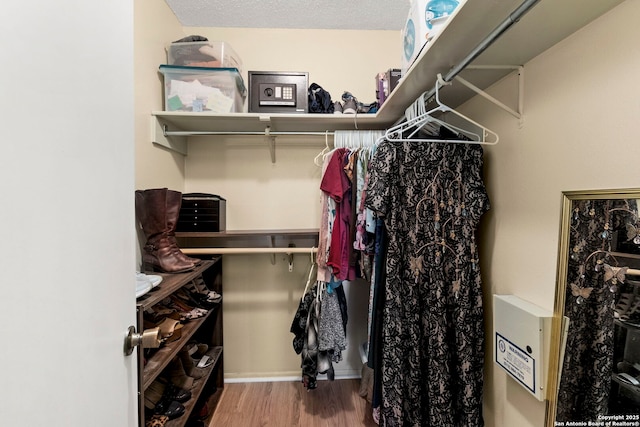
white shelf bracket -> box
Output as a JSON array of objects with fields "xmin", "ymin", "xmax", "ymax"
[
  {"xmin": 455, "ymin": 65, "xmax": 525, "ymax": 126},
  {"xmin": 151, "ymin": 116, "xmax": 187, "ymax": 155},
  {"xmin": 264, "ymin": 126, "xmax": 276, "ymax": 163}
]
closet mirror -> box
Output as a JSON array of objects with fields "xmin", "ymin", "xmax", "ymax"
[{"xmin": 546, "ymin": 188, "xmax": 640, "ymax": 426}]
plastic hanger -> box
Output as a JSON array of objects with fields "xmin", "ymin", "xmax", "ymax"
[
  {"xmin": 302, "ymin": 247, "xmax": 317, "ymax": 296},
  {"xmin": 313, "ymin": 131, "xmax": 332, "ymax": 166},
  {"xmin": 385, "ymin": 74, "xmax": 499, "ymax": 145}
]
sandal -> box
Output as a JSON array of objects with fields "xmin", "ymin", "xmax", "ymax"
[
  {"xmin": 186, "ymin": 278, "xmax": 222, "ymax": 304},
  {"xmin": 174, "ymin": 288, "xmax": 215, "ymax": 310},
  {"xmin": 163, "ymin": 323, "xmax": 183, "ymax": 344},
  {"xmin": 156, "ymin": 318, "xmax": 180, "ymax": 339},
  {"xmin": 168, "ymin": 296, "xmax": 208, "ymax": 321}
]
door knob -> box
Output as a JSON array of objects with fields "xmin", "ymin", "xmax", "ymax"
[{"xmin": 124, "ymin": 325, "xmax": 161, "ymax": 356}]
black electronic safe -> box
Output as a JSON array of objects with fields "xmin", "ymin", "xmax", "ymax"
[{"xmin": 248, "ymin": 71, "xmax": 308, "ymax": 113}]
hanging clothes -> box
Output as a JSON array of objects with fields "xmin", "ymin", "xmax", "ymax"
[
  {"xmin": 365, "ymin": 138, "xmax": 490, "ymax": 427},
  {"xmin": 291, "ymin": 282, "xmax": 320, "ymax": 389},
  {"xmin": 321, "ymin": 147, "xmax": 355, "ymax": 281},
  {"xmin": 291, "ymin": 279, "xmax": 348, "ymax": 389}
]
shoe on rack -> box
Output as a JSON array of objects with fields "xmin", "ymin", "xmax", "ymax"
[
  {"xmin": 145, "ymin": 415, "xmax": 168, "ymax": 427},
  {"xmin": 186, "ymin": 342, "xmax": 209, "ymax": 358},
  {"xmin": 160, "ymin": 379, "xmax": 191, "ymax": 403},
  {"xmin": 187, "ymin": 276, "xmax": 222, "ymax": 303},
  {"xmin": 333, "ymin": 101, "xmax": 343, "ymax": 114},
  {"xmin": 136, "ymin": 273, "xmax": 153, "ymax": 299},
  {"xmin": 154, "ymin": 399, "xmax": 185, "ymax": 420},
  {"xmin": 145, "ymin": 379, "xmax": 186, "ymax": 420},
  {"xmin": 165, "ymin": 356, "xmax": 195, "ymax": 390},
  {"xmin": 179, "ymin": 350, "xmax": 206, "ymax": 379}
]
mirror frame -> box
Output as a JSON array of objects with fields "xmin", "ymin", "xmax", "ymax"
[{"xmin": 546, "ymin": 188, "xmax": 640, "ymax": 426}]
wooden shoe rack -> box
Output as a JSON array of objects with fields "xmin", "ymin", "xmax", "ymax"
[{"xmin": 136, "ymin": 257, "xmax": 224, "ymax": 427}]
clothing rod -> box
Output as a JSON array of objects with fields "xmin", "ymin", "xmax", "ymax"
[
  {"xmin": 181, "ymin": 247, "xmax": 318, "ymax": 255},
  {"xmin": 628, "ymin": 268, "xmax": 640, "ymax": 277},
  {"xmin": 423, "ymin": 0, "xmax": 541, "ymax": 101},
  {"xmin": 163, "ymin": 129, "xmax": 334, "ymax": 137}
]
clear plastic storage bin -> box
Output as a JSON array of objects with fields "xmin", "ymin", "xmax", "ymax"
[
  {"xmin": 167, "ymin": 41, "xmax": 243, "ymax": 74},
  {"xmin": 159, "ymin": 65, "xmax": 246, "ymax": 113}
]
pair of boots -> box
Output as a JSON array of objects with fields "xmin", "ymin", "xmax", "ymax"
[{"xmin": 135, "ymin": 188, "xmax": 200, "ymax": 273}]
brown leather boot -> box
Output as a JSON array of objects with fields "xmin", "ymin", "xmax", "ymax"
[
  {"xmin": 135, "ymin": 189, "xmax": 194, "ymax": 273},
  {"xmin": 166, "ymin": 190, "xmax": 202, "ymax": 266}
]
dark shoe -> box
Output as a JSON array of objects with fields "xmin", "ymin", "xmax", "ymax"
[
  {"xmin": 165, "ymin": 383, "xmax": 191, "ymax": 403},
  {"xmin": 154, "ymin": 399, "xmax": 185, "ymax": 419},
  {"xmin": 152, "ymin": 376, "xmax": 192, "ymax": 403},
  {"xmin": 145, "ymin": 379, "xmax": 186, "ymax": 420}
]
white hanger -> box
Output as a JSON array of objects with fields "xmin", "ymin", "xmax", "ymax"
[
  {"xmin": 313, "ymin": 130, "xmax": 333, "ymax": 166},
  {"xmin": 302, "ymin": 247, "xmax": 317, "ymax": 296},
  {"xmin": 385, "ymin": 74, "xmax": 499, "ymax": 146}
]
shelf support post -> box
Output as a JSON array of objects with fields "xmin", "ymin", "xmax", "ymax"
[
  {"xmin": 151, "ymin": 117, "xmax": 187, "ymax": 155},
  {"xmin": 265, "ymin": 126, "xmax": 276, "ymax": 163}
]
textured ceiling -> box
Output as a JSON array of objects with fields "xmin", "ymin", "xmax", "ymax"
[{"xmin": 164, "ymin": 0, "xmax": 411, "ymax": 30}]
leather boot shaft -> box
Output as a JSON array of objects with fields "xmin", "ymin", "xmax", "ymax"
[
  {"xmin": 135, "ymin": 188, "xmax": 194, "ymax": 273},
  {"xmin": 166, "ymin": 190, "xmax": 201, "ymax": 265}
]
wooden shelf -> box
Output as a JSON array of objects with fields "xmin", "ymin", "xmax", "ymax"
[
  {"xmin": 137, "ymin": 258, "xmax": 225, "ymax": 427},
  {"xmin": 165, "ymin": 346, "xmax": 223, "ymax": 427},
  {"xmin": 137, "ymin": 258, "xmax": 221, "ymax": 309},
  {"xmin": 152, "ymin": 0, "xmax": 624, "ymax": 155},
  {"xmin": 142, "ymin": 306, "xmax": 220, "ymax": 390},
  {"xmin": 176, "ymin": 228, "xmax": 319, "ymax": 250}
]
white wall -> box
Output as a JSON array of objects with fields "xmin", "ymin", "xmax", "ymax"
[
  {"xmin": 1, "ymin": 1, "xmax": 138, "ymax": 426},
  {"xmin": 134, "ymin": 0, "xmax": 186, "ymax": 191},
  {"xmin": 458, "ymin": 1, "xmax": 640, "ymax": 426}
]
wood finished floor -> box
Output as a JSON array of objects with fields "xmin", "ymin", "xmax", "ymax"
[{"xmin": 207, "ymin": 379, "xmax": 378, "ymax": 427}]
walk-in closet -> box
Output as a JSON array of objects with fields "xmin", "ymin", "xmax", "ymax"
[
  {"xmin": 4, "ymin": 1, "xmax": 639, "ymax": 427},
  {"xmin": 133, "ymin": 0, "xmax": 639, "ymax": 426}
]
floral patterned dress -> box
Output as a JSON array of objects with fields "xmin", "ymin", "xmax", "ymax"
[{"xmin": 365, "ymin": 139, "xmax": 489, "ymax": 427}]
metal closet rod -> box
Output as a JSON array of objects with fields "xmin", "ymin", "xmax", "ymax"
[
  {"xmin": 423, "ymin": 0, "xmax": 541, "ymax": 102},
  {"xmin": 181, "ymin": 247, "xmax": 318, "ymax": 255},
  {"xmin": 163, "ymin": 125, "xmax": 334, "ymax": 138}
]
